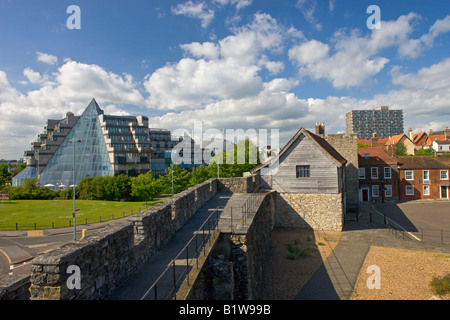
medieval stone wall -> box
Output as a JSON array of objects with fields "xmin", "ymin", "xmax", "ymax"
[
  {"xmin": 275, "ymin": 192, "xmax": 343, "ymax": 231},
  {"xmin": 29, "ymin": 179, "xmax": 219, "ymax": 300}
]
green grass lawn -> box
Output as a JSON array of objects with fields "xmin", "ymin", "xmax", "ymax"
[{"xmin": 0, "ymin": 199, "xmax": 163, "ymax": 230}]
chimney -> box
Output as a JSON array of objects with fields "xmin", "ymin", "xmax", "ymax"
[
  {"xmin": 429, "ymin": 129, "xmax": 433, "ymax": 136},
  {"xmin": 445, "ymin": 127, "xmax": 450, "ymax": 140},
  {"xmin": 408, "ymin": 128, "xmax": 413, "ymax": 141},
  {"xmin": 315, "ymin": 122, "xmax": 325, "ymax": 138},
  {"xmin": 370, "ymin": 132, "xmax": 378, "ymax": 147}
]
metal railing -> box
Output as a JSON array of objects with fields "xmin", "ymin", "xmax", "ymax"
[
  {"xmin": 230, "ymin": 182, "xmax": 265, "ymax": 231},
  {"xmin": 140, "ymin": 208, "xmax": 220, "ymax": 300},
  {"xmin": 370, "ymin": 205, "xmax": 450, "ymax": 245}
]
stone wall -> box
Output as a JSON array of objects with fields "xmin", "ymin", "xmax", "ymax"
[
  {"xmin": 189, "ymin": 191, "xmax": 275, "ymax": 300},
  {"xmin": 275, "ymin": 192, "xmax": 343, "ymax": 231},
  {"xmin": 325, "ymin": 133, "xmax": 359, "ymax": 212},
  {"xmin": 29, "ymin": 178, "xmax": 218, "ymax": 300},
  {"xmin": 217, "ymin": 175, "xmax": 260, "ymax": 194},
  {"xmin": 0, "ymin": 275, "xmax": 30, "ymax": 300}
]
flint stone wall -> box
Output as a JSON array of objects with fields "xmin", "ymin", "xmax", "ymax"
[{"xmin": 275, "ymin": 192, "xmax": 343, "ymax": 231}]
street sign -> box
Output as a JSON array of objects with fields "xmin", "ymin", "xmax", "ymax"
[{"xmin": 0, "ymin": 193, "xmax": 10, "ymax": 200}]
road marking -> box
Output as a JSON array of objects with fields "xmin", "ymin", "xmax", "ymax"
[
  {"xmin": 27, "ymin": 243, "xmax": 48, "ymax": 248},
  {"xmin": 27, "ymin": 230, "xmax": 44, "ymax": 237},
  {"xmin": 371, "ymin": 205, "xmax": 422, "ymax": 241}
]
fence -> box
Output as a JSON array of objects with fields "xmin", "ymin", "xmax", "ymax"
[
  {"xmin": 229, "ymin": 182, "xmax": 265, "ymax": 231},
  {"xmin": 0, "ymin": 207, "xmax": 146, "ymax": 231},
  {"xmin": 140, "ymin": 208, "xmax": 221, "ymax": 300},
  {"xmin": 371, "ymin": 207, "xmax": 450, "ymax": 245}
]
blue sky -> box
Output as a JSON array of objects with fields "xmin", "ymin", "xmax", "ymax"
[{"xmin": 1, "ymin": 0, "xmax": 450, "ymax": 159}]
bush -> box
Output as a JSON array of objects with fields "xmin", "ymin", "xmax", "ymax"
[
  {"xmin": 430, "ymin": 274, "xmax": 450, "ymax": 296},
  {"xmin": 286, "ymin": 239, "xmax": 312, "ymax": 260}
]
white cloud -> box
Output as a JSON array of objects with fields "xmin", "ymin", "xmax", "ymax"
[
  {"xmin": 145, "ymin": 13, "xmax": 290, "ymax": 110},
  {"xmin": 214, "ymin": 0, "xmax": 253, "ymax": 10},
  {"xmin": 295, "ymin": 0, "xmax": 322, "ymax": 31},
  {"xmin": 399, "ymin": 15, "xmax": 450, "ymax": 58},
  {"xmin": 288, "ymin": 13, "xmax": 426, "ymax": 88},
  {"xmin": 36, "ymin": 51, "xmax": 58, "ymax": 65},
  {"xmin": 0, "ymin": 62, "xmax": 145, "ymax": 159},
  {"xmin": 172, "ymin": 1, "xmax": 214, "ymax": 28}
]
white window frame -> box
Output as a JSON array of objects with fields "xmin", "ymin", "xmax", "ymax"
[
  {"xmin": 384, "ymin": 167, "xmax": 392, "ymax": 179},
  {"xmin": 385, "ymin": 185, "xmax": 392, "ymax": 198},
  {"xmin": 441, "ymin": 170, "xmax": 449, "ymax": 180},
  {"xmin": 423, "ymin": 170, "xmax": 430, "ymax": 184},
  {"xmin": 358, "ymin": 168, "xmax": 365, "ymax": 179},
  {"xmin": 423, "ymin": 185, "xmax": 430, "ymax": 196},
  {"xmin": 372, "ymin": 185, "xmax": 379, "ymax": 198},
  {"xmin": 371, "ymin": 167, "xmax": 378, "ymax": 179},
  {"xmin": 405, "ymin": 185, "xmax": 414, "ymax": 196},
  {"xmin": 405, "ymin": 170, "xmax": 414, "ymax": 181}
]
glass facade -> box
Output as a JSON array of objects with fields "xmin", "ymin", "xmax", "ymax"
[
  {"xmin": 12, "ymin": 166, "xmax": 37, "ymax": 187},
  {"xmin": 38, "ymin": 100, "xmax": 113, "ymax": 188}
]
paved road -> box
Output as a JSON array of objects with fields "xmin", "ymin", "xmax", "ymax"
[
  {"xmin": 372, "ymin": 200, "xmax": 450, "ymax": 243},
  {"xmin": 0, "ymin": 222, "xmax": 113, "ymax": 277}
]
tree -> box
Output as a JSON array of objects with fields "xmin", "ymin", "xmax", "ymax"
[
  {"xmin": 189, "ymin": 165, "xmax": 215, "ymax": 185},
  {"xmin": 395, "ymin": 142, "xmax": 407, "ymax": 156},
  {"xmin": 416, "ymin": 148, "xmax": 434, "ymax": 156},
  {"xmin": 131, "ymin": 172, "xmax": 161, "ymax": 201},
  {"xmin": 157, "ymin": 164, "xmax": 191, "ymax": 195},
  {"xmin": 358, "ymin": 142, "xmax": 370, "ymax": 148},
  {"xmin": 211, "ymin": 139, "xmax": 261, "ymax": 177}
]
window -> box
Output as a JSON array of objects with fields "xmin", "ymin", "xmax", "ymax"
[
  {"xmin": 441, "ymin": 170, "xmax": 449, "ymax": 180},
  {"xmin": 384, "ymin": 167, "xmax": 392, "ymax": 179},
  {"xmin": 423, "ymin": 170, "xmax": 430, "ymax": 184},
  {"xmin": 405, "ymin": 171, "xmax": 414, "ymax": 181},
  {"xmin": 385, "ymin": 185, "xmax": 392, "ymax": 197},
  {"xmin": 371, "ymin": 167, "xmax": 378, "ymax": 179},
  {"xmin": 405, "ymin": 185, "xmax": 414, "ymax": 196},
  {"xmin": 296, "ymin": 165, "xmax": 310, "ymax": 178},
  {"xmin": 423, "ymin": 185, "xmax": 430, "ymax": 196},
  {"xmin": 358, "ymin": 168, "xmax": 365, "ymax": 179},
  {"xmin": 372, "ymin": 185, "xmax": 379, "ymax": 197}
]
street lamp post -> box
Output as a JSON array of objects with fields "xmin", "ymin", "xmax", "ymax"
[{"xmin": 69, "ymin": 139, "xmax": 81, "ymax": 241}]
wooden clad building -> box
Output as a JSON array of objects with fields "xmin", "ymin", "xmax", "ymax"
[{"xmin": 251, "ymin": 128, "xmax": 347, "ymax": 231}]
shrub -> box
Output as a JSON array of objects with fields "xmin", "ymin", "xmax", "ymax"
[
  {"xmin": 430, "ymin": 274, "xmax": 450, "ymax": 296},
  {"xmin": 286, "ymin": 239, "xmax": 311, "ymax": 260}
]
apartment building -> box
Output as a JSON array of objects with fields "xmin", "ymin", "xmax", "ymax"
[
  {"xmin": 15, "ymin": 99, "xmax": 153, "ymax": 188},
  {"xmin": 346, "ymin": 106, "xmax": 404, "ymax": 139}
]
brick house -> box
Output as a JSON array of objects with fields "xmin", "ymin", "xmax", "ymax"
[
  {"xmin": 397, "ymin": 156, "xmax": 450, "ymax": 200},
  {"xmin": 358, "ymin": 147, "xmax": 399, "ymax": 202}
]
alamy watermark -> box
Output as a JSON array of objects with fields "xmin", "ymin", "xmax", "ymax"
[
  {"xmin": 367, "ymin": 5, "xmax": 381, "ymax": 30},
  {"xmin": 66, "ymin": 5, "xmax": 81, "ymax": 30},
  {"xmin": 66, "ymin": 265, "xmax": 81, "ymax": 290},
  {"xmin": 171, "ymin": 121, "xmax": 280, "ymax": 175},
  {"xmin": 366, "ymin": 265, "xmax": 381, "ymax": 290}
]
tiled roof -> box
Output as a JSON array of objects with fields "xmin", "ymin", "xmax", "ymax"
[
  {"xmin": 386, "ymin": 134, "xmax": 406, "ymax": 145},
  {"xmin": 304, "ymin": 130, "xmax": 347, "ymax": 166},
  {"xmin": 425, "ymin": 134, "xmax": 446, "ymax": 146},
  {"xmin": 397, "ymin": 156, "xmax": 450, "ymax": 169},
  {"xmin": 358, "ymin": 147, "xmax": 396, "ymax": 166}
]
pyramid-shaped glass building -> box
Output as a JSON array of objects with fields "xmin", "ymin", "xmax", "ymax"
[{"xmin": 19, "ymin": 99, "xmax": 152, "ymax": 188}]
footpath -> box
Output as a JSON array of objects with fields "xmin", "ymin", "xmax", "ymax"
[{"xmin": 295, "ymin": 202, "xmax": 450, "ymax": 300}]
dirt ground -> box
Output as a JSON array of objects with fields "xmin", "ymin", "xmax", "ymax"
[
  {"xmin": 266, "ymin": 229, "xmax": 450, "ymax": 300},
  {"xmin": 350, "ymin": 246, "xmax": 450, "ymax": 300},
  {"xmin": 264, "ymin": 228, "xmax": 340, "ymax": 300}
]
